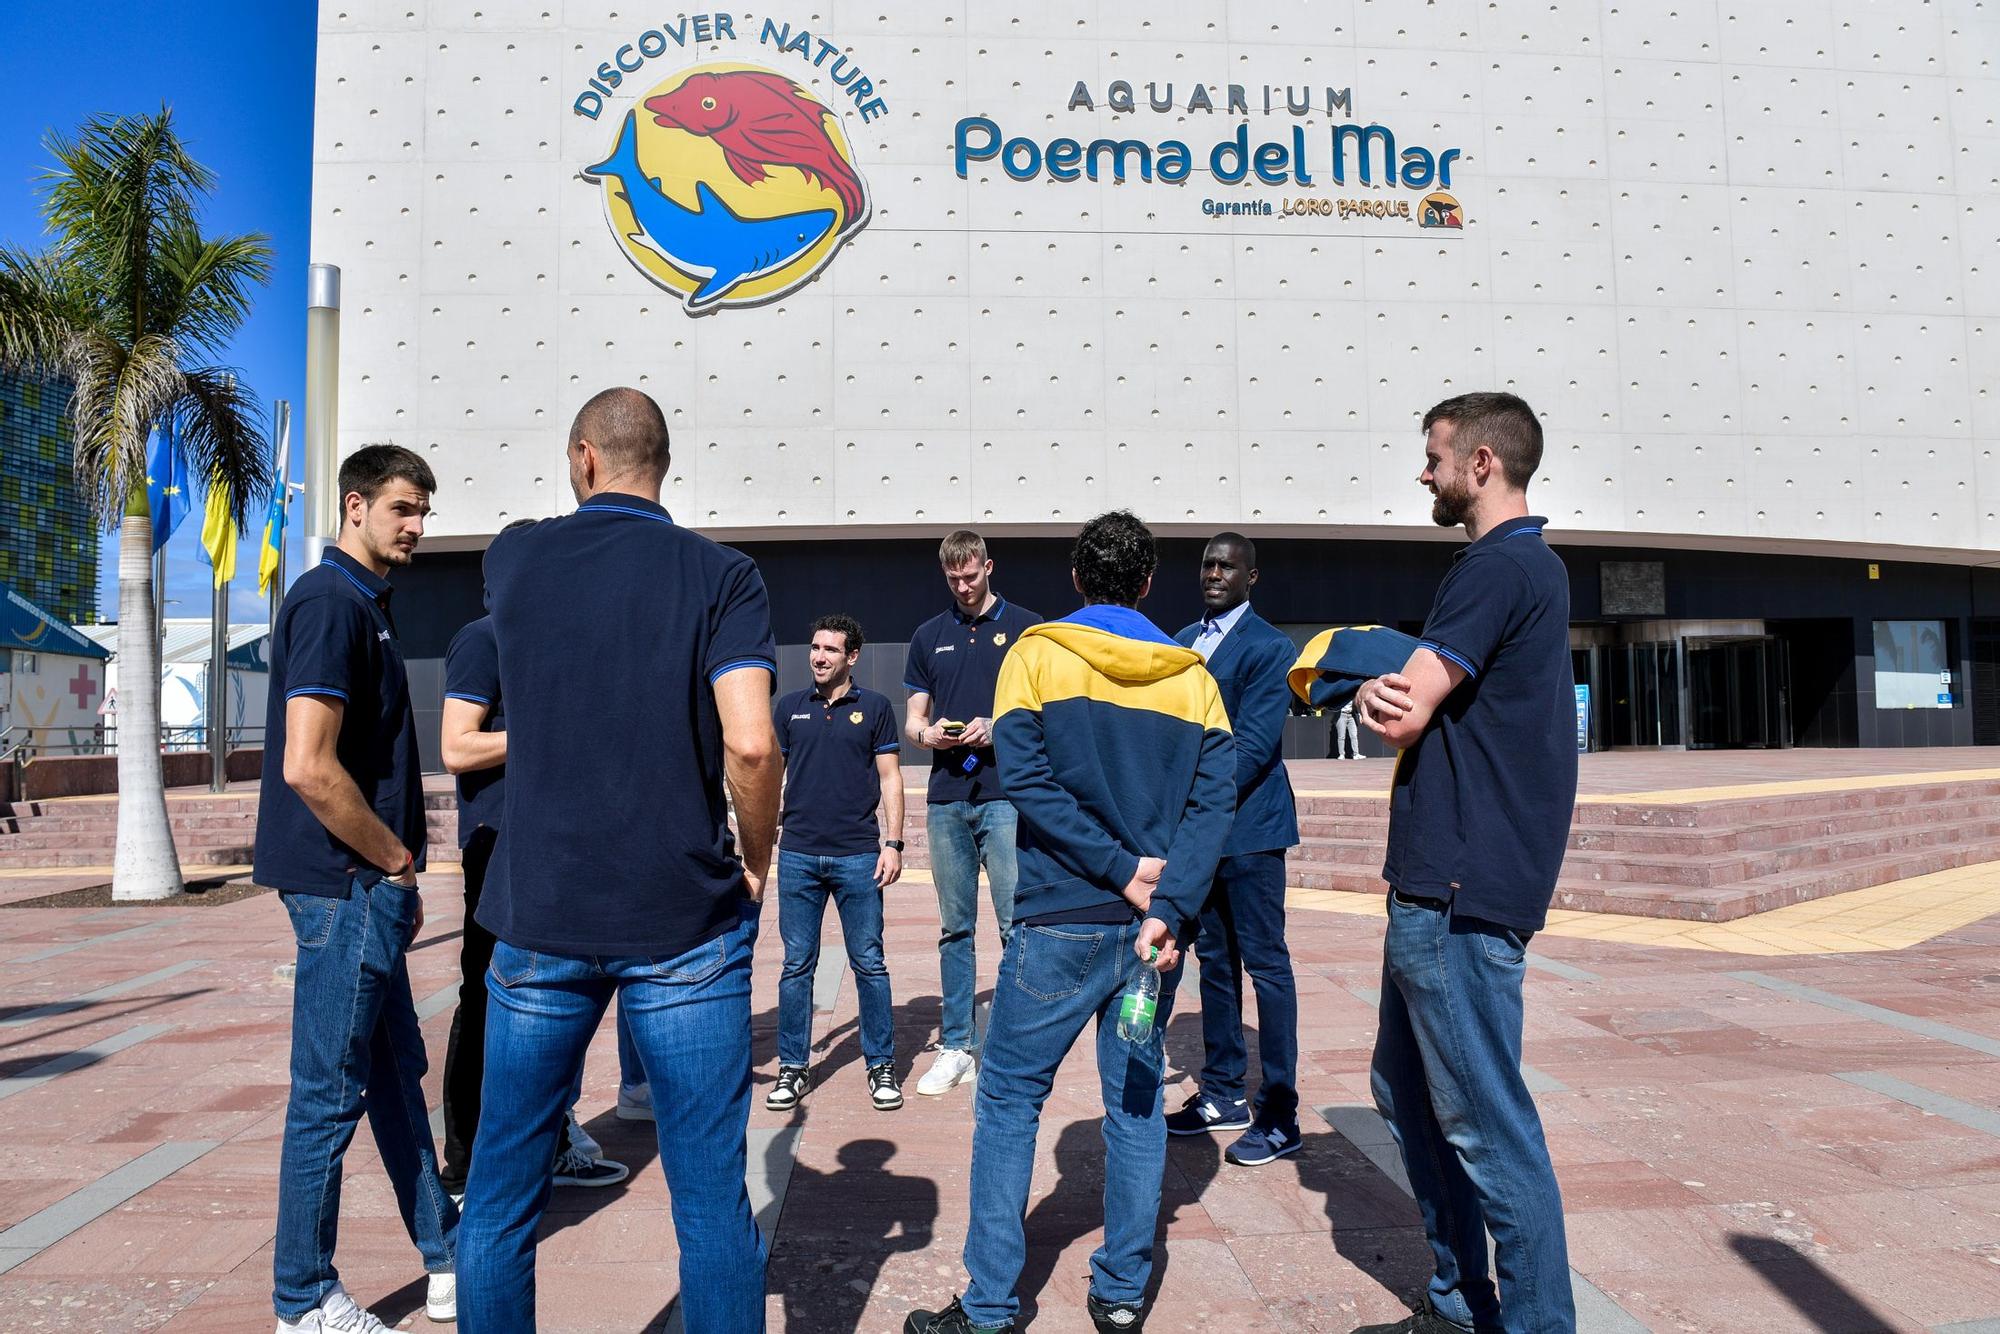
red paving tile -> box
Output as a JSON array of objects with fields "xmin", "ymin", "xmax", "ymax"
[{"xmin": 0, "ymin": 755, "xmax": 1997, "ymax": 1330}]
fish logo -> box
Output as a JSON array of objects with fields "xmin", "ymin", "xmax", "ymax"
[{"xmin": 583, "ymin": 63, "xmax": 872, "ymax": 315}]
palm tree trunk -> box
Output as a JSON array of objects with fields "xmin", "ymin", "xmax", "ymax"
[{"xmin": 112, "ymin": 504, "xmax": 183, "ymax": 901}]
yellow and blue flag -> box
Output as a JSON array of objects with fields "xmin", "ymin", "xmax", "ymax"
[
  {"xmin": 257, "ymin": 483, "xmax": 286, "ymax": 597},
  {"xmin": 198, "ymin": 474, "xmax": 239, "ymax": 588}
]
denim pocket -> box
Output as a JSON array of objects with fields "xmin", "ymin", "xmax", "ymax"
[
  {"xmin": 650, "ymin": 935, "xmax": 729, "ymax": 985},
  {"xmin": 281, "ymin": 892, "xmax": 338, "ymax": 949},
  {"xmin": 1477, "ymin": 924, "xmax": 1530, "ymax": 966},
  {"xmin": 1012, "ymin": 924, "xmax": 1101, "ymax": 1002},
  {"xmin": 491, "ymin": 943, "xmax": 540, "ymax": 989}
]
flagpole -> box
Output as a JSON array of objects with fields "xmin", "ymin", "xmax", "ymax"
[{"xmin": 209, "ymin": 567, "xmax": 227, "ymax": 793}]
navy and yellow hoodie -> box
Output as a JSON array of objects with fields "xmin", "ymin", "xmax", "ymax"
[{"xmin": 992, "ymin": 605, "xmax": 1236, "ymax": 936}]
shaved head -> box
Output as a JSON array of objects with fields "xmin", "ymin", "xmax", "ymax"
[{"xmin": 570, "ymin": 387, "xmax": 670, "ymax": 481}]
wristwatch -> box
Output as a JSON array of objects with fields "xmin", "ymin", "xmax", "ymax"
[{"xmin": 883, "ymin": 840, "xmax": 906, "ymax": 852}]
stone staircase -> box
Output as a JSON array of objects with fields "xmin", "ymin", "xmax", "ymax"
[
  {"xmin": 4, "ymin": 775, "xmax": 1997, "ymax": 923},
  {"xmin": 1284, "ymin": 776, "xmax": 2000, "ymax": 921}
]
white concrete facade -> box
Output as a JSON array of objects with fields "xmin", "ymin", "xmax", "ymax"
[{"xmin": 310, "ymin": 2, "xmax": 2000, "ymax": 558}]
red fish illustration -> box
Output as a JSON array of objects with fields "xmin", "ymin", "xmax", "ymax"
[{"xmin": 645, "ymin": 70, "xmax": 867, "ymax": 221}]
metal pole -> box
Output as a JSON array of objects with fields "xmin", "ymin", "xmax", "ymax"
[
  {"xmin": 208, "ymin": 573, "xmax": 227, "ymax": 792},
  {"xmin": 305, "ymin": 265, "xmax": 341, "ymax": 569},
  {"xmin": 269, "ymin": 398, "xmax": 292, "ymax": 636},
  {"xmin": 152, "ymin": 546, "xmax": 165, "ymax": 655}
]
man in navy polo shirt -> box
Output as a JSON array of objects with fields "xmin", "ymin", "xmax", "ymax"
[
  {"xmin": 256, "ymin": 444, "xmax": 458, "ymax": 1331},
  {"xmin": 767, "ymin": 613, "xmax": 907, "ymax": 1114},
  {"xmin": 458, "ymin": 387, "xmax": 781, "ymax": 1334},
  {"xmin": 1350, "ymin": 392, "xmax": 1578, "ymax": 1334},
  {"xmin": 902, "ymin": 530, "xmax": 1040, "ymax": 1097}
]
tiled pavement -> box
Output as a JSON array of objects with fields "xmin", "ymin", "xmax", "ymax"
[{"xmin": 0, "ymin": 855, "xmax": 1998, "ymax": 1331}]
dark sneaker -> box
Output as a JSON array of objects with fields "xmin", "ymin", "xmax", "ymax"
[
  {"xmin": 1350, "ymin": 1305, "xmax": 1465, "ymax": 1334},
  {"xmin": 868, "ymin": 1062, "xmax": 904, "ymax": 1110},
  {"xmin": 1087, "ymin": 1291, "xmax": 1147, "ymax": 1332},
  {"xmin": 552, "ymin": 1145, "xmax": 629, "ymax": 1187},
  {"xmin": 904, "ymin": 1296, "xmax": 1015, "ymax": 1333},
  {"xmin": 766, "ymin": 1065, "xmax": 810, "ymax": 1111},
  {"xmin": 1165, "ymin": 1092, "xmax": 1252, "ymax": 1136},
  {"xmin": 1225, "ymin": 1122, "xmax": 1302, "ymax": 1166}
]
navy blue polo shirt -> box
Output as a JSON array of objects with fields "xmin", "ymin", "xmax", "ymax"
[
  {"xmin": 902, "ymin": 596, "xmax": 1041, "ymax": 804},
  {"xmin": 476, "ymin": 492, "xmax": 777, "ymax": 957},
  {"xmin": 1383, "ymin": 516, "xmax": 1577, "ymax": 932},
  {"xmin": 253, "ymin": 547, "xmax": 427, "ymax": 895},
  {"xmin": 773, "ymin": 683, "xmax": 900, "ymax": 857},
  {"xmin": 444, "ymin": 616, "xmax": 504, "ymax": 847}
]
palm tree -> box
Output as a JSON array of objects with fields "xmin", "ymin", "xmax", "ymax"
[{"xmin": 0, "ymin": 108, "xmax": 272, "ymax": 900}]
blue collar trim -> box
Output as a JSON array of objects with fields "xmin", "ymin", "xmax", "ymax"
[{"xmin": 1058, "ymin": 604, "xmax": 1178, "ymax": 646}]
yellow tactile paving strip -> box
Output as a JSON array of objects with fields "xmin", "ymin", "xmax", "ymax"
[
  {"xmin": 1293, "ymin": 766, "xmax": 2000, "ymax": 808},
  {"xmin": 1288, "ymin": 859, "xmax": 2000, "ymax": 956}
]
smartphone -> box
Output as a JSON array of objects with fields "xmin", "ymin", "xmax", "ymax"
[{"xmin": 940, "ymin": 719, "xmax": 966, "ymax": 740}]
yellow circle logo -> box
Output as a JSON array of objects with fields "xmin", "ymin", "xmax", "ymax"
[{"xmin": 583, "ymin": 63, "xmax": 871, "ymax": 315}]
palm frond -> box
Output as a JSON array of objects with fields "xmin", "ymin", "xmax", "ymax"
[
  {"xmin": 174, "ymin": 363, "xmax": 272, "ymax": 526},
  {"xmin": 40, "ymin": 107, "xmax": 211, "ymax": 344},
  {"xmin": 0, "ymin": 244, "xmax": 98, "ymax": 379},
  {"xmin": 149, "ymin": 225, "xmax": 273, "ymax": 356}
]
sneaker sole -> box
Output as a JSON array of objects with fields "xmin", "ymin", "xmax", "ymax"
[
  {"xmin": 554, "ymin": 1166, "xmax": 631, "ymax": 1188},
  {"xmin": 1166, "ymin": 1118, "xmax": 1251, "ymax": 1136},
  {"xmin": 872, "ymin": 1094, "xmax": 904, "ymax": 1110},
  {"xmin": 614, "ymin": 1104, "xmax": 655, "ymax": 1121},
  {"xmin": 1225, "ymin": 1140, "xmax": 1302, "ymax": 1167},
  {"xmin": 765, "ymin": 1097, "xmax": 803, "ymax": 1111},
  {"xmin": 427, "ymin": 1300, "xmax": 458, "ymax": 1323}
]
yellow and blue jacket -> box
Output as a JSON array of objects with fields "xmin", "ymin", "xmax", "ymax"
[{"xmin": 993, "ymin": 605, "xmax": 1236, "ymax": 935}]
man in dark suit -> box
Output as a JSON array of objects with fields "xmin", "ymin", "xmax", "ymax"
[{"xmin": 1167, "ymin": 532, "xmax": 1303, "ymax": 1165}]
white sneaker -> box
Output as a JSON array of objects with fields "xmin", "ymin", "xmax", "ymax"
[
  {"xmin": 426, "ymin": 1271, "xmax": 457, "ymax": 1323},
  {"xmin": 564, "ymin": 1108, "xmax": 603, "ymax": 1161},
  {"xmin": 915, "ymin": 1048, "xmax": 976, "ymax": 1096},
  {"xmin": 616, "ymin": 1081, "xmax": 654, "ymax": 1121},
  {"xmin": 276, "ymin": 1281, "xmax": 391, "ymax": 1333}
]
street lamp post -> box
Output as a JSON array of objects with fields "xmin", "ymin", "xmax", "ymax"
[{"xmin": 304, "ymin": 264, "xmax": 341, "ymax": 570}]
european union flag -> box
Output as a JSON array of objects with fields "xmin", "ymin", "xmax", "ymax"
[{"xmin": 145, "ymin": 415, "xmax": 189, "ymax": 553}]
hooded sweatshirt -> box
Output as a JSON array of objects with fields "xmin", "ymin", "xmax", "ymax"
[{"xmin": 992, "ymin": 605, "xmax": 1236, "ymax": 936}]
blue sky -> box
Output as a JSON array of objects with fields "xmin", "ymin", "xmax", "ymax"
[{"xmin": 0, "ymin": 1, "xmax": 315, "ymax": 624}]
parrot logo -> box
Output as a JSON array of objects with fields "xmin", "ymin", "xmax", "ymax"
[{"xmin": 583, "ymin": 63, "xmax": 872, "ymax": 315}]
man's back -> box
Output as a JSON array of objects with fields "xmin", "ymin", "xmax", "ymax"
[{"xmin": 477, "ymin": 493, "xmax": 777, "ymax": 957}]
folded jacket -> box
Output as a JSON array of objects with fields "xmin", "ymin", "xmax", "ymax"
[{"xmin": 1287, "ymin": 625, "xmax": 1422, "ymax": 710}]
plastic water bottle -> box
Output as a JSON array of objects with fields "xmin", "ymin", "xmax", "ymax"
[{"xmin": 1117, "ymin": 947, "xmax": 1162, "ymax": 1043}]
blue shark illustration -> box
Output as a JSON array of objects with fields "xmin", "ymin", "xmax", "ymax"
[{"xmin": 584, "ymin": 111, "xmax": 840, "ymax": 313}]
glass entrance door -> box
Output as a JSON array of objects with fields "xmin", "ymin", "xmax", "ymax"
[
  {"xmin": 1686, "ymin": 636, "xmax": 1791, "ymax": 749},
  {"xmin": 1607, "ymin": 642, "xmax": 1681, "ymax": 747}
]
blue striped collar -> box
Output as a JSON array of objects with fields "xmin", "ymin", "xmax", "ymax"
[
  {"xmin": 951, "ymin": 594, "xmax": 1009, "ymax": 626},
  {"xmin": 321, "ymin": 546, "xmax": 391, "ymax": 602},
  {"xmin": 576, "ymin": 492, "xmax": 674, "ymax": 524},
  {"xmin": 1457, "ymin": 514, "xmax": 1547, "ymax": 559}
]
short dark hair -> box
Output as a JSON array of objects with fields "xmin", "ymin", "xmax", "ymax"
[
  {"xmin": 338, "ymin": 444, "xmax": 436, "ymax": 504},
  {"xmin": 1204, "ymin": 530, "xmax": 1257, "ymax": 569},
  {"xmin": 1422, "ymin": 392, "xmax": 1543, "ymax": 489},
  {"xmin": 1072, "ymin": 510, "xmax": 1156, "ymax": 606},
  {"xmin": 810, "ymin": 613, "xmax": 864, "ymax": 654},
  {"xmin": 571, "ymin": 386, "xmax": 670, "ymax": 478}
]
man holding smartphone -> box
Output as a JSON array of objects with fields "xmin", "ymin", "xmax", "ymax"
[{"xmin": 902, "ymin": 531, "xmax": 1040, "ymax": 1097}]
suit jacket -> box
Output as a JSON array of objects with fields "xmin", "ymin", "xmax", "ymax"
[{"xmin": 1177, "ymin": 609, "xmax": 1300, "ymax": 856}]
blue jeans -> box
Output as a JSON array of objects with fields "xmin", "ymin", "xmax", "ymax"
[
  {"xmin": 963, "ymin": 919, "xmax": 1172, "ymax": 1327},
  {"xmin": 273, "ymin": 875, "xmax": 457, "ymax": 1318},
  {"xmin": 928, "ymin": 799, "xmax": 1019, "ymax": 1050},
  {"xmin": 1181, "ymin": 850, "xmax": 1299, "ymax": 1125},
  {"xmin": 1372, "ymin": 890, "xmax": 1574, "ymax": 1334},
  {"xmin": 460, "ymin": 902, "xmax": 765, "ymax": 1334},
  {"xmin": 777, "ymin": 849, "xmax": 894, "ymax": 1069}
]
